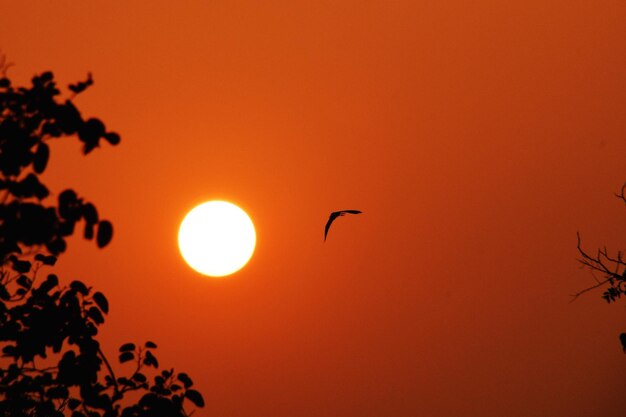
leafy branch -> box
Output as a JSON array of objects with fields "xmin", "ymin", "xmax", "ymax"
[{"xmin": 0, "ymin": 70, "xmax": 204, "ymax": 416}]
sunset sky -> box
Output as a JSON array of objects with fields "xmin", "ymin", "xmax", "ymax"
[{"xmin": 3, "ymin": 1, "xmax": 626, "ymax": 415}]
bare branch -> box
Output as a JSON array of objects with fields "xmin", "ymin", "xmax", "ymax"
[
  {"xmin": 574, "ymin": 232, "xmax": 626, "ymax": 302},
  {"xmin": 570, "ymin": 277, "xmax": 613, "ymax": 302},
  {"xmin": 615, "ymin": 182, "xmax": 626, "ymax": 205}
]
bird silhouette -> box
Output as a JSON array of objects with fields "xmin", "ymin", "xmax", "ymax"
[{"xmin": 324, "ymin": 210, "xmax": 362, "ymax": 241}]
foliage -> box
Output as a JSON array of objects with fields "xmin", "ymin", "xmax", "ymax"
[
  {"xmin": 576, "ymin": 184, "xmax": 626, "ymax": 353},
  {"xmin": 0, "ymin": 69, "xmax": 204, "ymax": 416}
]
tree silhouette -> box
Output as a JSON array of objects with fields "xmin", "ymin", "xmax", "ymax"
[
  {"xmin": 0, "ymin": 67, "xmax": 204, "ymax": 416},
  {"xmin": 575, "ymin": 184, "xmax": 626, "ymax": 353}
]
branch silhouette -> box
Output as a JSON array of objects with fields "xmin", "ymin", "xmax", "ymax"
[{"xmin": 575, "ymin": 185, "xmax": 626, "ymax": 352}]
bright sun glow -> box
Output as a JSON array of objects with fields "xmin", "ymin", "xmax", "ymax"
[{"xmin": 178, "ymin": 201, "xmax": 256, "ymax": 277}]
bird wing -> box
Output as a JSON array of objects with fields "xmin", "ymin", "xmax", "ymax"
[{"xmin": 324, "ymin": 212, "xmax": 341, "ymax": 241}]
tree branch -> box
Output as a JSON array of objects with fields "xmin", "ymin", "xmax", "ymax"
[
  {"xmin": 98, "ymin": 346, "xmax": 120, "ymax": 397},
  {"xmin": 573, "ymin": 231, "xmax": 625, "ymax": 302}
]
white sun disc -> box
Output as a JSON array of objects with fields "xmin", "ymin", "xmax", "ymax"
[{"xmin": 178, "ymin": 201, "xmax": 256, "ymax": 277}]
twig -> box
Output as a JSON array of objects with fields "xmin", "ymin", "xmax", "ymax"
[{"xmin": 98, "ymin": 346, "xmax": 120, "ymax": 397}]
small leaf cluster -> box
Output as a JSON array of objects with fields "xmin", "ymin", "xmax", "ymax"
[
  {"xmin": 0, "ymin": 71, "xmax": 119, "ymax": 262},
  {"xmin": 112, "ymin": 343, "xmax": 205, "ymax": 416},
  {"xmin": 600, "ymin": 274, "xmax": 626, "ymax": 304}
]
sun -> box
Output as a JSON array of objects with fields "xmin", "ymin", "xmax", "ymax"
[{"xmin": 178, "ymin": 201, "xmax": 256, "ymax": 277}]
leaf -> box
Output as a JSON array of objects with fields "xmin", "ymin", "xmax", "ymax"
[
  {"xmin": 78, "ymin": 118, "xmax": 105, "ymax": 154},
  {"xmin": 33, "ymin": 142, "xmax": 50, "ymax": 174},
  {"xmin": 104, "ymin": 132, "xmax": 121, "ymax": 145},
  {"xmin": 35, "ymin": 253, "xmax": 57, "ymax": 265},
  {"xmin": 38, "ymin": 274, "xmax": 58, "ymax": 294},
  {"xmin": 0, "ymin": 284, "xmax": 10, "ymax": 300},
  {"xmin": 68, "ymin": 398, "xmax": 82, "ymax": 410},
  {"xmin": 15, "ymin": 173, "xmax": 49, "ymax": 199},
  {"xmin": 11, "ymin": 258, "xmax": 31, "ymax": 273},
  {"xmin": 132, "ymin": 372, "xmax": 147, "ymax": 383},
  {"xmin": 185, "ymin": 389, "xmax": 205, "ymax": 407},
  {"xmin": 143, "ymin": 350, "xmax": 159, "ymax": 368},
  {"xmin": 87, "ymin": 307, "xmax": 104, "ymax": 325},
  {"xmin": 16, "ymin": 275, "xmax": 31, "ymax": 288},
  {"xmin": 145, "ymin": 341, "xmax": 157, "ymax": 349},
  {"xmin": 58, "ymin": 189, "xmax": 80, "ymax": 221},
  {"xmin": 177, "ymin": 373, "xmax": 193, "ymax": 389},
  {"xmin": 40, "ymin": 71, "xmax": 53, "ymax": 82},
  {"xmin": 119, "ymin": 343, "xmax": 136, "ymax": 352},
  {"xmin": 97, "ymin": 220, "xmax": 113, "ymax": 248},
  {"xmin": 119, "ymin": 351, "xmax": 135, "ymax": 363},
  {"xmin": 58, "ymin": 189, "xmax": 78, "ymax": 205},
  {"xmin": 46, "ymin": 237, "xmax": 67, "ymax": 255},
  {"xmin": 82, "ymin": 203, "xmax": 99, "ymax": 224},
  {"xmin": 2, "ymin": 344, "xmax": 17, "ymax": 357},
  {"xmin": 68, "ymin": 73, "xmax": 93, "ymax": 94},
  {"xmin": 93, "ymin": 291, "xmax": 109, "ymax": 314},
  {"xmin": 70, "ymin": 280, "xmax": 89, "ymax": 295},
  {"xmin": 84, "ymin": 222, "xmax": 94, "ymax": 240},
  {"xmin": 117, "ymin": 376, "xmax": 133, "ymax": 386}
]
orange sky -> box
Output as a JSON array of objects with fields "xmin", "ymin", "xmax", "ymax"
[{"xmin": 3, "ymin": 1, "xmax": 626, "ymax": 415}]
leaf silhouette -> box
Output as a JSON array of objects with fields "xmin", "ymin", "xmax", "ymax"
[
  {"xmin": 87, "ymin": 307, "xmax": 104, "ymax": 325},
  {"xmin": 93, "ymin": 291, "xmax": 109, "ymax": 314},
  {"xmin": 84, "ymin": 222, "xmax": 94, "ymax": 240},
  {"xmin": 132, "ymin": 372, "xmax": 147, "ymax": 383},
  {"xmin": 104, "ymin": 132, "xmax": 121, "ymax": 145},
  {"xmin": 0, "ymin": 284, "xmax": 10, "ymax": 300},
  {"xmin": 34, "ymin": 253, "xmax": 57, "ymax": 266},
  {"xmin": 177, "ymin": 372, "xmax": 193, "ymax": 389},
  {"xmin": 96, "ymin": 220, "xmax": 113, "ymax": 248},
  {"xmin": 78, "ymin": 118, "xmax": 105, "ymax": 154},
  {"xmin": 10, "ymin": 257, "xmax": 31, "ymax": 273},
  {"xmin": 119, "ymin": 343, "xmax": 136, "ymax": 352},
  {"xmin": 38, "ymin": 274, "xmax": 58, "ymax": 294},
  {"xmin": 67, "ymin": 398, "xmax": 81, "ymax": 410},
  {"xmin": 119, "ymin": 351, "xmax": 135, "ymax": 363},
  {"xmin": 143, "ymin": 350, "xmax": 158, "ymax": 368},
  {"xmin": 16, "ymin": 275, "xmax": 31, "ymax": 288},
  {"xmin": 33, "ymin": 143, "xmax": 50, "ymax": 174},
  {"xmin": 185, "ymin": 389, "xmax": 205, "ymax": 407},
  {"xmin": 70, "ymin": 280, "xmax": 88, "ymax": 295},
  {"xmin": 82, "ymin": 203, "xmax": 99, "ymax": 224},
  {"xmin": 68, "ymin": 72, "xmax": 93, "ymax": 94}
]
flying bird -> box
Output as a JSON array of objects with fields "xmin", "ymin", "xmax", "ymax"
[{"xmin": 324, "ymin": 210, "xmax": 362, "ymax": 241}]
